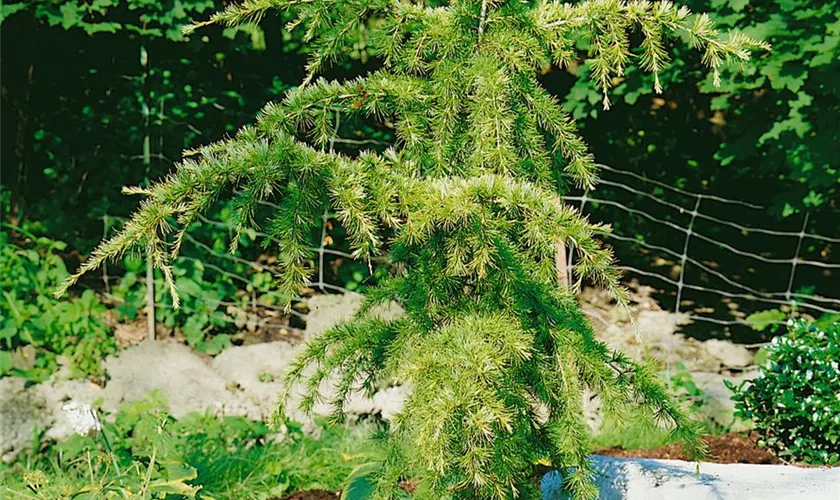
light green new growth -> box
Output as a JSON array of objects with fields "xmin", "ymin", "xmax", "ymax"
[{"xmin": 58, "ymin": 1, "xmax": 766, "ymax": 498}]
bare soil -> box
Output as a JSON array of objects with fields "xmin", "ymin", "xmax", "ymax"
[
  {"xmin": 597, "ymin": 432, "xmax": 781, "ymax": 464},
  {"xmin": 279, "ymin": 490, "xmax": 339, "ymax": 500}
]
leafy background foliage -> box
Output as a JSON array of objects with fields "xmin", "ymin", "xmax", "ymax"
[
  {"xmin": 4, "ymin": 0, "xmax": 836, "ymax": 350},
  {"xmin": 2, "ymin": 0, "xmax": 379, "ymax": 367},
  {"xmin": 1, "ymin": 196, "xmax": 116, "ymax": 381},
  {"xmin": 563, "ymin": 0, "xmax": 839, "ymax": 216},
  {"xmin": 545, "ymin": 0, "xmax": 839, "ymax": 340},
  {"xmin": 2, "ymin": 0, "xmax": 295, "ymax": 248}
]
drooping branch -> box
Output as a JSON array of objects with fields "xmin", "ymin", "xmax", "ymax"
[{"xmin": 58, "ymin": 1, "xmax": 768, "ymax": 497}]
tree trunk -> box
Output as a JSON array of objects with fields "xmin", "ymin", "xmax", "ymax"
[{"xmin": 555, "ymin": 240, "xmax": 568, "ymax": 287}]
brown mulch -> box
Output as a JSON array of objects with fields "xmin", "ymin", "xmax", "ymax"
[
  {"xmin": 400, "ymin": 479, "xmax": 419, "ymax": 494},
  {"xmin": 597, "ymin": 432, "xmax": 781, "ymax": 465},
  {"xmin": 279, "ymin": 490, "xmax": 339, "ymax": 500},
  {"xmin": 277, "ymin": 479, "xmax": 420, "ymax": 500}
]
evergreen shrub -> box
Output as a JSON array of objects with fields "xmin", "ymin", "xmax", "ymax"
[{"xmin": 58, "ymin": 0, "xmax": 766, "ymax": 497}]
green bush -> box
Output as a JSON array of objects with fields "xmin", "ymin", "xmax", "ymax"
[
  {"xmin": 0, "ymin": 221, "xmax": 115, "ymax": 381},
  {"xmin": 729, "ymin": 318, "xmax": 840, "ymax": 465}
]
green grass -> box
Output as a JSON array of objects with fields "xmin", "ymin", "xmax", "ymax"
[
  {"xmin": 591, "ymin": 410, "xmax": 730, "ymax": 453},
  {"xmin": 181, "ymin": 416, "xmax": 380, "ymax": 499},
  {"xmin": 592, "ymin": 367, "xmax": 732, "ymax": 453},
  {"xmin": 0, "ymin": 393, "xmax": 382, "ymax": 500},
  {"xmin": 592, "ymin": 421, "xmax": 675, "ymax": 451}
]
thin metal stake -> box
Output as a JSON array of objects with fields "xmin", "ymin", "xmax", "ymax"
[{"xmin": 146, "ymin": 257, "xmax": 155, "ymax": 342}]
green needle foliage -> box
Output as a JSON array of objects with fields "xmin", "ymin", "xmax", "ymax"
[{"xmin": 58, "ymin": 1, "xmax": 767, "ymax": 498}]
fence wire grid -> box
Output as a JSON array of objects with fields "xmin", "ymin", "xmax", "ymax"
[
  {"xmin": 89, "ymin": 163, "xmax": 838, "ymax": 343},
  {"xmin": 567, "ymin": 164, "xmax": 839, "ymax": 335}
]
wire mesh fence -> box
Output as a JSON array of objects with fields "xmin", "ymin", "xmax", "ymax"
[
  {"xmin": 567, "ymin": 164, "xmax": 839, "ymax": 340},
  {"xmin": 93, "ymin": 207, "xmax": 359, "ymax": 344},
  {"xmin": 91, "ymin": 163, "xmax": 838, "ymax": 344}
]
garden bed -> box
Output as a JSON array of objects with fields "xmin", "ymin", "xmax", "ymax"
[
  {"xmin": 279, "ymin": 491, "xmax": 338, "ymax": 500},
  {"xmin": 598, "ymin": 432, "xmax": 780, "ymax": 465}
]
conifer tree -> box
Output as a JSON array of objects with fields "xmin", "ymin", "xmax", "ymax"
[{"xmin": 58, "ymin": 1, "xmax": 766, "ymax": 498}]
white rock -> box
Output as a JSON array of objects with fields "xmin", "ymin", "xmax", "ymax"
[
  {"xmin": 372, "ymin": 385, "xmax": 408, "ymax": 421},
  {"xmin": 304, "ymin": 293, "xmax": 403, "ymax": 338},
  {"xmin": 689, "ymin": 371, "xmax": 757, "ymax": 431},
  {"xmin": 0, "ymin": 377, "xmax": 107, "ymax": 462},
  {"xmin": 61, "ymin": 401, "xmax": 101, "ymax": 437},
  {"xmin": 703, "ymin": 339, "xmax": 754, "ymax": 369},
  {"xmin": 211, "ymin": 340, "xmax": 407, "ymax": 423},
  {"xmin": 1, "ymin": 293, "xmax": 413, "ymax": 461},
  {"xmin": 40, "ymin": 378, "xmax": 105, "ymax": 442},
  {"xmin": 102, "ymin": 341, "xmax": 260, "ymax": 420},
  {"xmin": 211, "ymin": 341, "xmax": 298, "ymax": 415},
  {"xmin": 541, "ymin": 456, "xmax": 840, "ymax": 499},
  {"xmin": 0, "ymin": 377, "xmax": 44, "ymax": 463},
  {"xmin": 595, "ymin": 310, "xmax": 723, "ymax": 372},
  {"xmin": 304, "ymin": 293, "xmax": 365, "ymax": 337},
  {"xmin": 582, "ymin": 286, "xmax": 755, "ymax": 373}
]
